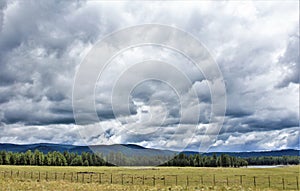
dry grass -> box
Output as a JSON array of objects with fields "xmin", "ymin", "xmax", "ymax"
[{"xmin": 0, "ymin": 165, "xmax": 299, "ymax": 190}]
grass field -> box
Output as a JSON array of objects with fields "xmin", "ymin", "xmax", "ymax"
[{"xmin": 0, "ymin": 165, "xmax": 299, "ymax": 190}]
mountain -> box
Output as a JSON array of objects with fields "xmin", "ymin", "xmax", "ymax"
[
  {"xmin": 0, "ymin": 143, "xmax": 299, "ymax": 158},
  {"xmin": 0, "ymin": 143, "xmax": 176, "ymax": 157},
  {"xmin": 183, "ymin": 149, "xmax": 300, "ymax": 158},
  {"xmin": 0, "ymin": 143, "xmax": 80, "ymax": 153}
]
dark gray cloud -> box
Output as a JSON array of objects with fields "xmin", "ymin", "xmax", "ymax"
[
  {"xmin": 0, "ymin": 0, "xmax": 96, "ymax": 125},
  {"xmin": 0, "ymin": 1, "xmax": 298, "ymax": 152}
]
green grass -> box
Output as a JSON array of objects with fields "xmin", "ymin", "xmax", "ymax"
[{"xmin": 0, "ymin": 165, "xmax": 299, "ymax": 190}]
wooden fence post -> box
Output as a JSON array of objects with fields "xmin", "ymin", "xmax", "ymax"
[
  {"xmin": 268, "ymin": 176, "xmax": 271, "ymax": 188},
  {"xmin": 110, "ymin": 173, "xmax": 113, "ymax": 184},
  {"xmin": 98, "ymin": 173, "xmax": 102, "ymax": 184},
  {"xmin": 153, "ymin": 175, "xmax": 155, "ymax": 186},
  {"xmin": 226, "ymin": 176, "xmax": 229, "ymax": 186},
  {"xmin": 90, "ymin": 174, "xmax": 93, "ymax": 183},
  {"xmin": 240, "ymin": 175, "xmax": 244, "ymax": 185},
  {"xmin": 296, "ymin": 176, "xmax": 299, "ymax": 190},
  {"xmin": 253, "ymin": 176, "xmax": 256, "ymax": 187},
  {"xmin": 282, "ymin": 178, "xmax": 285, "ymax": 190},
  {"xmin": 187, "ymin": 175, "xmax": 189, "ymax": 186},
  {"xmin": 213, "ymin": 174, "xmax": 215, "ymax": 186},
  {"xmin": 142, "ymin": 175, "xmax": 145, "ymax": 185},
  {"xmin": 234, "ymin": 175, "xmax": 245, "ymax": 186}
]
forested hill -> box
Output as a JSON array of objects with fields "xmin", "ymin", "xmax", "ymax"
[
  {"xmin": 183, "ymin": 149, "xmax": 300, "ymax": 158},
  {"xmin": 0, "ymin": 143, "xmax": 299, "ymax": 158},
  {"xmin": 0, "ymin": 149, "xmax": 299, "ymax": 167},
  {"xmin": 0, "ymin": 143, "xmax": 175, "ymax": 157}
]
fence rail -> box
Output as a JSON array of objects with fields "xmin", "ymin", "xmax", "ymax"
[{"xmin": 0, "ymin": 170, "xmax": 299, "ymax": 190}]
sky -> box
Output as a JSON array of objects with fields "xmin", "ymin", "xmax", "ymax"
[{"xmin": 0, "ymin": 1, "xmax": 299, "ymax": 152}]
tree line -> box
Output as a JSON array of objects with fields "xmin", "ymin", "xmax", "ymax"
[
  {"xmin": 0, "ymin": 150, "xmax": 172, "ymax": 166},
  {"xmin": 245, "ymin": 156, "xmax": 300, "ymax": 166},
  {"xmin": 161, "ymin": 153, "xmax": 249, "ymax": 167},
  {"xmin": 0, "ymin": 150, "xmax": 111, "ymax": 166},
  {"xmin": 160, "ymin": 153, "xmax": 299, "ymax": 167},
  {"xmin": 0, "ymin": 150, "xmax": 298, "ymax": 167}
]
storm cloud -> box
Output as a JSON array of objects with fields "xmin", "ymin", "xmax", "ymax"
[{"xmin": 0, "ymin": 1, "xmax": 298, "ymax": 152}]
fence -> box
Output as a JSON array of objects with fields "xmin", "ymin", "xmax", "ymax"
[{"xmin": 0, "ymin": 170, "xmax": 299, "ymax": 190}]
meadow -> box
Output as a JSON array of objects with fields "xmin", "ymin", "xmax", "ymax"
[{"xmin": 0, "ymin": 165, "xmax": 299, "ymax": 190}]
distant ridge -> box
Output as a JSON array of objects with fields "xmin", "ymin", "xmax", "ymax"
[
  {"xmin": 0, "ymin": 143, "xmax": 176, "ymax": 157},
  {"xmin": 0, "ymin": 143, "xmax": 299, "ymax": 158},
  {"xmin": 183, "ymin": 149, "xmax": 300, "ymax": 158}
]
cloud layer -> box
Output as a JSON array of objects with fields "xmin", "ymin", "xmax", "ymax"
[{"xmin": 0, "ymin": 1, "xmax": 298, "ymax": 152}]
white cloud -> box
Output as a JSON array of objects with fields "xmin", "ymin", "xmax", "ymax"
[{"xmin": 0, "ymin": 1, "xmax": 298, "ymax": 151}]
